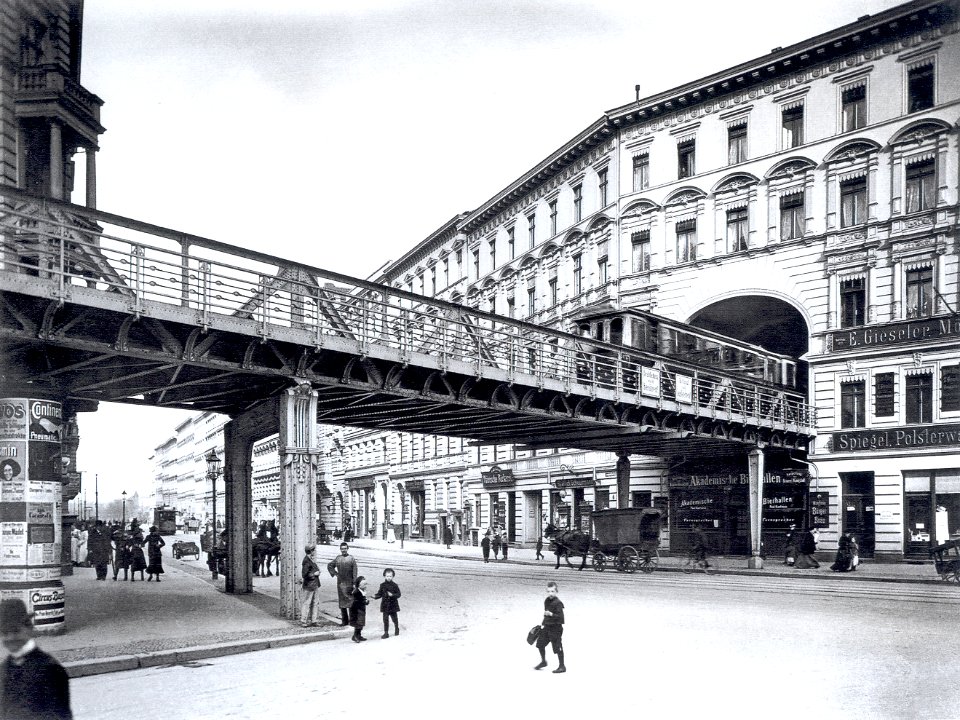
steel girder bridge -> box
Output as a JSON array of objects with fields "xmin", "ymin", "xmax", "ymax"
[
  {"xmin": 0, "ymin": 185, "xmax": 815, "ymax": 459},
  {"xmin": 0, "ymin": 187, "xmax": 815, "ymax": 460}
]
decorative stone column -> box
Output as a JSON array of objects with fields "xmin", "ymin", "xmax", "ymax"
[
  {"xmin": 278, "ymin": 382, "xmax": 320, "ymax": 620},
  {"xmin": 747, "ymin": 448, "xmax": 765, "ymax": 569}
]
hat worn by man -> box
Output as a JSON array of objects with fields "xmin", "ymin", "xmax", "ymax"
[{"xmin": 0, "ymin": 598, "xmax": 33, "ymax": 634}]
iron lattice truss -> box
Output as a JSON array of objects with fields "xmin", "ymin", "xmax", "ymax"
[{"xmin": 0, "ymin": 187, "xmax": 813, "ymax": 461}]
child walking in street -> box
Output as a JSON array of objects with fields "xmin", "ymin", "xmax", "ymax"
[
  {"xmin": 374, "ymin": 568, "xmax": 402, "ymax": 638},
  {"xmin": 349, "ymin": 576, "xmax": 369, "ymax": 642},
  {"xmin": 535, "ymin": 536, "xmax": 544, "ymax": 560},
  {"xmin": 534, "ymin": 581, "xmax": 566, "ymax": 673}
]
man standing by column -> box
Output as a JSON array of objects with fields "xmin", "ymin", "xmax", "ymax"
[
  {"xmin": 300, "ymin": 543, "xmax": 321, "ymax": 627},
  {"xmin": 327, "ymin": 542, "xmax": 358, "ymax": 626},
  {"xmin": 87, "ymin": 520, "xmax": 112, "ymax": 581}
]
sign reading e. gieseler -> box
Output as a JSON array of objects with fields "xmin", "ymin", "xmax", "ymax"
[
  {"xmin": 829, "ymin": 316, "xmax": 960, "ymax": 352},
  {"xmin": 833, "ymin": 424, "xmax": 960, "ymax": 452}
]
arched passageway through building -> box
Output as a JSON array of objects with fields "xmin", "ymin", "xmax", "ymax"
[{"xmin": 688, "ymin": 296, "xmax": 809, "ymax": 393}]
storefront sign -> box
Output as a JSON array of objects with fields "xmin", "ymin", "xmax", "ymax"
[
  {"xmin": 481, "ymin": 466, "xmax": 514, "ymax": 489},
  {"xmin": 829, "ymin": 316, "xmax": 960, "ymax": 352},
  {"xmin": 832, "ymin": 424, "xmax": 960, "ymax": 452},
  {"xmin": 809, "ymin": 492, "xmax": 830, "ymax": 529},
  {"xmin": 553, "ymin": 475, "xmax": 594, "ymax": 490},
  {"xmin": 669, "ymin": 473, "xmax": 749, "ymax": 488},
  {"xmin": 347, "ymin": 477, "xmax": 376, "ymax": 490},
  {"xmin": 675, "ymin": 374, "xmax": 693, "ymax": 404}
]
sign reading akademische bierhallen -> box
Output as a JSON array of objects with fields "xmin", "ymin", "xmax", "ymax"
[{"xmin": 832, "ymin": 424, "xmax": 960, "ymax": 452}]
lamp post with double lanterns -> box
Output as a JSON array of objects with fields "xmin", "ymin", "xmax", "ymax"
[
  {"xmin": 121, "ymin": 490, "xmax": 127, "ymax": 527},
  {"xmin": 205, "ymin": 448, "xmax": 222, "ymax": 580}
]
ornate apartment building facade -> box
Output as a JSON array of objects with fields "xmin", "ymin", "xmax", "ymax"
[{"xmin": 153, "ymin": 0, "xmax": 959, "ymax": 561}]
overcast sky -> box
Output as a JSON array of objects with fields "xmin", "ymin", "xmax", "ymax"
[{"xmin": 74, "ymin": 0, "xmax": 904, "ymax": 507}]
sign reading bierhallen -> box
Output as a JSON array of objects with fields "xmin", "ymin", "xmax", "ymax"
[{"xmin": 832, "ymin": 424, "xmax": 960, "ymax": 452}]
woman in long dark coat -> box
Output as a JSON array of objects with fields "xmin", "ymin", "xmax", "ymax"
[
  {"xmin": 144, "ymin": 526, "xmax": 166, "ymax": 582},
  {"xmin": 127, "ymin": 523, "xmax": 147, "ymax": 580}
]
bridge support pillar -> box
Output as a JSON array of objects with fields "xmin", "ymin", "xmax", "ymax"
[
  {"xmin": 223, "ymin": 412, "xmax": 260, "ymax": 595},
  {"xmin": 616, "ymin": 452, "xmax": 630, "ymax": 509},
  {"xmin": 278, "ymin": 383, "xmax": 320, "ymax": 621},
  {"xmin": 747, "ymin": 448, "xmax": 765, "ymax": 569}
]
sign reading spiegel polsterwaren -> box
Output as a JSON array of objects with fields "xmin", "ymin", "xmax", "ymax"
[
  {"xmin": 832, "ymin": 424, "xmax": 960, "ymax": 452},
  {"xmin": 829, "ymin": 315, "xmax": 960, "ymax": 352}
]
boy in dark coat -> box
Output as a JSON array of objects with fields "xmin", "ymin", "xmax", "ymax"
[
  {"xmin": 535, "ymin": 536, "xmax": 545, "ymax": 561},
  {"xmin": 534, "ymin": 581, "xmax": 566, "ymax": 673},
  {"xmin": 373, "ymin": 567, "xmax": 402, "ymax": 638},
  {"xmin": 1, "ymin": 598, "xmax": 73, "ymax": 719},
  {"xmin": 349, "ymin": 576, "xmax": 369, "ymax": 642},
  {"xmin": 481, "ymin": 532, "xmax": 491, "ymax": 563}
]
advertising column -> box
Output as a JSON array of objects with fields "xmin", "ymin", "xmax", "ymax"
[{"xmin": 0, "ymin": 395, "xmax": 65, "ymax": 632}]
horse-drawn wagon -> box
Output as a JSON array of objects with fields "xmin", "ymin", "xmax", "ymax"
[{"xmin": 545, "ymin": 507, "xmax": 662, "ymax": 573}]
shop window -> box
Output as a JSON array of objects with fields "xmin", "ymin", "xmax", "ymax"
[
  {"xmin": 905, "ymin": 373, "xmax": 933, "ymax": 424},
  {"xmin": 942, "ymin": 366, "xmax": 960, "ymax": 412},
  {"xmin": 631, "ymin": 230, "xmax": 651, "ymax": 272},
  {"xmin": 728, "ymin": 124, "xmax": 747, "ymax": 165},
  {"xmin": 840, "ymin": 177, "xmax": 867, "ymax": 227},
  {"xmin": 633, "ymin": 154, "xmax": 650, "ymax": 191},
  {"xmin": 780, "ymin": 192, "xmax": 805, "ymax": 240},
  {"xmin": 840, "ymin": 380, "xmax": 866, "ymax": 428},
  {"xmin": 595, "ymin": 488, "xmax": 610, "ymax": 511},
  {"xmin": 905, "ymin": 159, "xmax": 936, "ymax": 213},
  {"xmin": 905, "ymin": 266, "xmax": 933, "ymax": 318},
  {"xmin": 907, "ymin": 62, "xmax": 934, "ymax": 112},
  {"xmin": 677, "ymin": 140, "xmax": 696, "ymax": 179},
  {"xmin": 675, "ymin": 219, "xmax": 697, "ymax": 264},
  {"xmin": 841, "ymin": 84, "xmax": 867, "ymax": 131},
  {"xmin": 781, "ymin": 105, "xmax": 804, "ymax": 148},
  {"xmin": 874, "ymin": 372, "xmax": 895, "ymax": 417},
  {"xmin": 840, "ymin": 277, "xmax": 865, "ymax": 328},
  {"xmin": 726, "ymin": 207, "xmax": 748, "ymax": 253}
]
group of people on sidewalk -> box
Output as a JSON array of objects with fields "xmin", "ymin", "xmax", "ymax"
[
  {"xmin": 300, "ymin": 542, "xmax": 403, "ymax": 644},
  {"xmin": 782, "ymin": 525, "xmax": 859, "ymax": 572},
  {"xmin": 479, "ymin": 530, "xmax": 511, "ymax": 562},
  {"xmin": 83, "ymin": 519, "xmax": 166, "ymax": 582}
]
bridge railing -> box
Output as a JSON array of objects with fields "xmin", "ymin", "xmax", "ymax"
[{"xmin": 0, "ymin": 187, "xmax": 815, "ymax": 433}]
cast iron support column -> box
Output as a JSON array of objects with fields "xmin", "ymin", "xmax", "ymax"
[
  {"xmin": 278, "ymin": 382, "xmax": 320, "ymax": 620},
  {"xmin": 222, "ymin": 397, "xmax": 277, "ymax": 594},
  {"xmin": 616, "ymin": 451, "xmax": 630, "ymax": 509},
  {"xmin": 748, "ymin": 448, "xmax": 765, "ymax": 569},
  {"xmin": 85, "ymin": 148, "xmax": 97, "ymax": 209}
]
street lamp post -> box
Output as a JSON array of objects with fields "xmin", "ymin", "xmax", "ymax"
[
  {"xmin": 121, "ymin": 490, "xmax": 127, "ymax": 527},
  {"xmin": 95, "ymin": 473, "xmax": 99, "ymax": 522},
  {"xmin": 205, "ymin": 448, "xmax": 222, "ymax": 580}
]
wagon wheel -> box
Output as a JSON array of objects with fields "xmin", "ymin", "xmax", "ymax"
[
  {"xmin": 618, "ymin": 546, "xmax": 639, "ymax": 574},
  {"xmin": 639, "ymin": 548, "xmax": 659, "ymax": 574},
  {"xmin": 592, "ymin": 552, "xmax": 607, "ymax": 572}
]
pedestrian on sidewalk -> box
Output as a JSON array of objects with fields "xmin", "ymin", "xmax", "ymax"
[
  {"xmin": 783, "ymin": 524, "xmax": 798, "ymax": 566},
  {"xmin": 481, "ymin": 532, "xmax": 491, "ymax": 563},
  {"xmin": 794, "ymin": 527, "xmax": 820, "ymax": 569},
  {"xmin": 535, "ymin": 536, "xmax": 544, "ymax": 561},
  {"xmin": 300, "ymin": 543, "xmax": 321, "ymax": 627},
  {"xmin": 349, "ymin": 576, "xmax": 369, "ymax": 642},
  {"xmin": 1, "ymin": 598, "xmax": 73, "ymax": 719},
  {"xmin": 849, "ymin": 534, "xmax": 860, "ymax": 570},
  {"xmin": 328, "ymin": 542, "xmax": 358, "ymax": 626},
  {"xmin": 128, "ymin": 527, "xmax": 147, "ymax": 582},
  {"xmin": 111, "ymin": 526, "xmax": 130, "ymax": 581},
  {"xmin": 492, "ymin": 532, "xmax": 501, "ymax": 561},
  {"xmin": 443, "ymin": 526, "xmax": 453, "ymax": 549},
  {"xmin": 87, "ymin": 520, "xmax": 112, "ymax": 581},
  {"xmin": 830, "ymin": 533, "xmax": 854, "ymax": 572},
  {"xmin": 501, "ymin": 537, "xmax": 509, "ymax": 561},
  {"xmin": 144, "ymin": 526, "xmax": 166, "ymax": 582},
  {"xmin": 533, "ymin": 581, "xmax": 566, "ymax": 674},
  {"xmin": 373, "ymin": 568, "xmax": 401, "ymax": 638}
]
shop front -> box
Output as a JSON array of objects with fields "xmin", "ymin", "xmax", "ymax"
[
  {"xmin": 669, "ymin": 465, "xmax": 810, "ymax": 557},
  {"xmin": 404, "ymin": 479, "xmax": 425, "ymax": 539},
  {"xmin": 482, "ymin": 466, "xmax": 513, "ymax": 535},
  {"xmin": 904, "ymin": 469, "xmax": 960, "ymax": 558}
]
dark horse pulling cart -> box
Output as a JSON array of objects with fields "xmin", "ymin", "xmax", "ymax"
[{"xmin": 545, "ymin": 508, "xmax": 662, "ymax": 574}]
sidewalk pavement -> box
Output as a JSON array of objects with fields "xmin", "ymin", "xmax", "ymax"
[{"xmin": 43, "ymin": 534, "xmax": 950, "ymax": 678}]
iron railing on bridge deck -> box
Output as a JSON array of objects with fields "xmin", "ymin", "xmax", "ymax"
[{"xmin": 0, "ymin": 187, "xmax": 815, "ymax": 433}]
